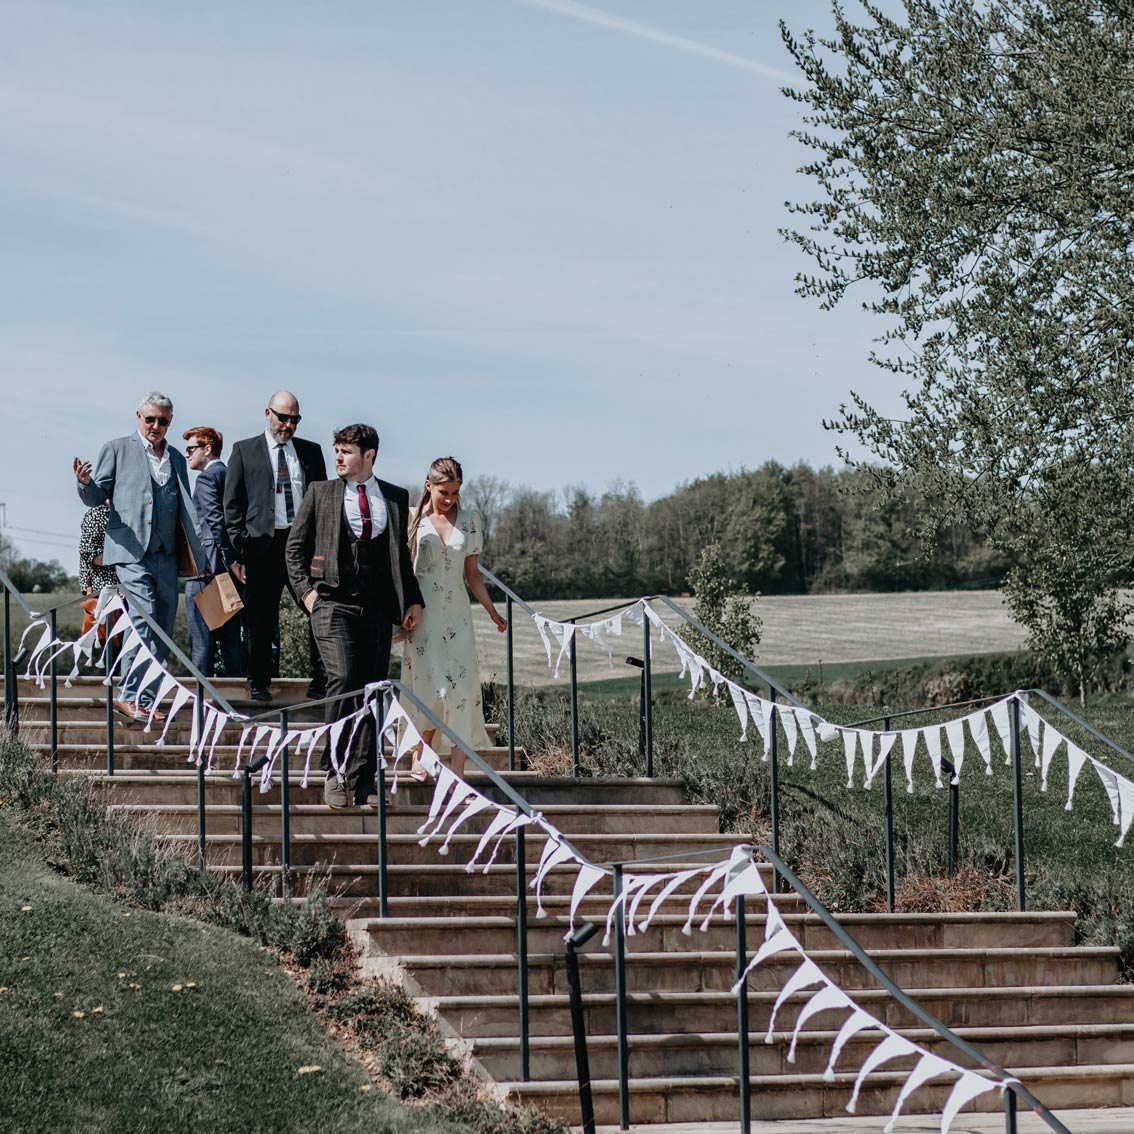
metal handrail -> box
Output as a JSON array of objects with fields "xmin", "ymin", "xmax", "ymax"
[
  {"xmin": 1025, "ymin": 687, "xmax": 1134, "ymax": 771},
  {"xmin": 648, "ymin": 595, "xmax": 803, "ymax": 707},
  {"xmin": 479, "ymin": 565, "xmax": 539, "ymax": 618},
  {"xmin": 847, "ymin": 692, "xmax": 1011, "ymax": 730},
  {"xmin": 0, "ymin": 566, "xmax": 37, "ymax": 617},
  {"xmin": 755, "ymin": 844, "xmax": 1070, "ymax": 1134}
]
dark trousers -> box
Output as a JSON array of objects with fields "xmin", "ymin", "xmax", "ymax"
[
  {"xmin": 243, "ymin": 529, "xmax": 325, "ymax": 690},
  {"xmin": 311, "ymin": 596, "xmax": 392, "ymax": 802},
  {"xmin": 185, "ymin": 576, "xmax": 245, "ymax": 677}
]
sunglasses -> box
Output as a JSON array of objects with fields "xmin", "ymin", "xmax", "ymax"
[
  {"xmin": 185, "ymin": 444, "xmax": 204, "ymax": 453},
  {"xmin": 142, "ymin": 415, "xmax": 171, "ymax": 427},
  {"xmin": 269, "ymin": 408, "xmax": 302, "ymax": 425}
]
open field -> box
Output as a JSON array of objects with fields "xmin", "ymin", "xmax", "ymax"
[{"xmin": 470, "ymin": 590, "xmax": 1028, "ymax": 688}]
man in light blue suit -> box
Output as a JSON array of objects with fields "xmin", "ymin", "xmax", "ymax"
[{"xmin": 74, "ymin": 392, "xmax": 212, "ymax": 721}]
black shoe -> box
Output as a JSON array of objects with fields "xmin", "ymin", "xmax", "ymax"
[
  {"xmin": 250, "ymin": 686, "xmax": 271, "ymax": 703},
  {"xmin": 305, "ymin": 680, "xmax": 326, "ymax": 701}
]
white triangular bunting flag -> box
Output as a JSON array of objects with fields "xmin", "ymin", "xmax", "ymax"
[
  {"xmin": 780, "ymin": 707, "xmax": 798, "ymax": 764},
  {"xmin": 847, "ymin": 1032, "xmax": 918, "ymax": 1114},
  {"xmin": 824, "ymin": 1008, "xmax": 880, "ymax": 1082},
  {"xmin": 787, "ymin": 985, "xmax": 852, "ymax": 1063},
  {"xmin": 944, "ymin": 718, "xmax": 966, "ymax": 784},
  {"xmin": 1039, "ymin": 722, "xmax": 1064, "ymax": 792},
  {"xmin": 565, "ymin": 864, "xmax": 606, "ymax": 939},
  {"xmin": 727, "ymin": 681, "xmax": 749, "ymax": 741},
  {"xmin": 1091, "ymin": 757, "xmax": 1122, "ymax": 826},
  {"xmin": 795, "ymin": 709, "xmax": 818, "ymax": 768},
  {"xmin": 1065, "ymin": 742, "xmax": 1088, "ymax": 810},
  {"xmin": 765, "ymin": 958, "xmax": 824, "ymax": 1042},
  {"xmin": 883, "ymin": 1051, "xmax": 955, "ymax": 1133},
  {"xmin": 967, "ymin": 710, "xmax": 992, "ymax": 775},
  {"xmin": 940, "ymin": 1071, "xmax": 997, "ymax": 1134},
  {"xmin": 1116, "ymin": 774, "xmax": 1134, "ymax": 848},
  {"xmin": 923, "ymin": 726, "xmax": 944, "ymax": 787},
  {"xmin": 900, "ymin": 730, "xmax": 919, "ymax": 793},
  {"xmin": 843, "ymin": 730, "xmax": 858, "ymax": 788},
  {"xmin": 1020, "ymin": 701, "xmax": 1042, "ymax": 762},
  {"xmin": 989, "ymin": 698, "xmax": 1013, "ymax": 761}
]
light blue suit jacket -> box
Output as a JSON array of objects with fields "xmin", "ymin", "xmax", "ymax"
[{"xmin": 77, "ymin": 433, "xmax": 211, "ymax": 572}]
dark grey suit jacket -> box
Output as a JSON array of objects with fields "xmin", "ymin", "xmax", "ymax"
[
  {"xmin": 192, "ymin": 461, "xmax": 232, "ymax": 573},
  {"xmin": 223, "ymin": 434, "xmax": 327, "ymax": 560},
  {"xmin": 285, "ymin": 478, "xmax": 424, "ymax": 620}
]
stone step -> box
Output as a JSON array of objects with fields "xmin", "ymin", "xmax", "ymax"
[
  {"xmin": 70, "ymin": 770, "xmax": 690, "ymax": 808},
  {"xmin": 502, "ymin": 1062, "xmax": 1134, "ymax": 1125},
  {"xmin": 388, "ymin": 946, "xmax": 1121, "ymax": 999},
  {"xmin": 42, "ymin": 741, "xmax": 519, "ymax": 772},
  {"xmin": 164, "ymin": 829, "xmax": 742, "ymax": 869},
  {"xmin": 106, "ymin": 802, "xmax": 722, "ymax": 837},
  {"xmin": 473, "ymin": 1022, "xmax": 1134, "ymax": 1081},
  {"xmin": 348, "ymin": 909, "xmax": 1077, "ymax": 956},
  {"xmin": 432, "ymin": 983, "xmax": 1134, "ymax": 1039}
]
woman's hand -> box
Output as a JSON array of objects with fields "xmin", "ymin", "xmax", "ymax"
[
  {"xmin": 73, "ymin": 457, "xmax": 92, "ymax": 485},
  {"xmin": 491, "ymin": 609, "xmax": 508, "ymax": 633}
]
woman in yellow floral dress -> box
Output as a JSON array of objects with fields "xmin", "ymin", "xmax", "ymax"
[{"xmin": 403, "ymin": 456, "xmax": 507, "ymax": 778}]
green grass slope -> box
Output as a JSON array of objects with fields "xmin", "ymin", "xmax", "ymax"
[{"xmin": 0, "ymin": 811, "xmax": 434, "ymax": 1134}]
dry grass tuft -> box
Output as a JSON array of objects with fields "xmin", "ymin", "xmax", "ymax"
[{"xmin": 880, "ymin": 866, "xmax": 1011, "ymax": 913}]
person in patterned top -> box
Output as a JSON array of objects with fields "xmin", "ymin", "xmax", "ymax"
[{"xmin": 78, "ymin": 503, "xmax": 118, "ymax": 595}]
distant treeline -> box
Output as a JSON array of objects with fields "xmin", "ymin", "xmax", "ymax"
[{"xmin": 467, "ymin": 462, "xmax": 1009, "ymax": 600}]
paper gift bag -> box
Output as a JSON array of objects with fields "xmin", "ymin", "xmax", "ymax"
[{"xmin": 192, "ymin": 572, "xmax": 244, "ymax": 630}]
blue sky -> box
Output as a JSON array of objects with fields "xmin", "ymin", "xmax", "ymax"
[{"xmin": 0, "ymin": 0, "xmax": 898, "ymax": 567}]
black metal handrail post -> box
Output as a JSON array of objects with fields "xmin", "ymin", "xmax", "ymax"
[
  {"xmin": 882, "ymin": 715, "xmax": 895, "ymax": 913},
  {"xmin": 376, "ymin": 688, "xmax": 389, "ymax": 917},
  {"xmin": 48, "ymin": 608, "xmax": 58, "ymax": 774},
  {"xmin": 948, "ymin": 773, "xmax": 959, "ymax": 876},
  {"xmin": 612, "ymin": 864, "xmax": 630, "ymax": 1131},
  {"xmin": 1005, "ymin": 1085, "xmax": 1018, "ymax": 1133},
  {"xmin": 735, "ymin": 892, "xmax": 751, "ymax": 1134},
  {"xmin": 757, "ymin": 845, "xmax": 1070, "ymax": 1134},
  {"xmin": 768, "ymin": 690, "xmax": 780, "ymax": 892},
  {"xmin": 569, "ymin": 629, "xmax": 580, "ymax": 777},
  {"xmin": 105, "ymin": 635, "xmax": 116, "ymax": 776},
  {"xmin": 279, "ymin": 707, "xmax": 291, "ymax": 897},
  {"xmin": 3, "ymin": 587, "xmax": 14, "ymax": 735},
  {"xmin": 241, "ymin": 763, "xmax": 254, "ymax": 891},
  {"xmin": 642, "ymin": 611, "xmax": 653, "ymax": 778},
  {"xmin": 565, "ymin": 924, "xmax": 598, "ymax": 1134},
  {"xmin": 1010, "ymin": 696, "xmax": 1026, "ymax": 912},
  {"xmin": 515, "ymin": 824, "xmax": 530, "ymax": 1080},
  {"xmin": 195, "ymin": 679, "xmax": 206, "ymax": 872},
  {"xmin": 506, "ymin": 595, "xmax": 516, "ymax": 771}
]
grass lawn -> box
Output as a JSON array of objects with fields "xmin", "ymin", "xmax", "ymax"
[{"xmin": 0, "ymin": 810, "xmax": 439, "ymax": 1134}]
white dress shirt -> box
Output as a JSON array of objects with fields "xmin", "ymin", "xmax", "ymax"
[
  {"xmin": 139, "ymin": 432, "xmax": 171, "ymax": 486},
  {"xmin": 264, "ymin": 429, "xmax": 304, "ymax": 529},
  {"xmin": 342, "ymin": 475, "xmax": 388, "ymax": 538}
]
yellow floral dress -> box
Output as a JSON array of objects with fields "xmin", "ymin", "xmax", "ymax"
[{"xmin": 401, "ymin": 506, "xmax": 491, "ymax": 755}]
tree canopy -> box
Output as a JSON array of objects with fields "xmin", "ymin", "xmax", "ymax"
[{"xmin": 781, "ymin": 0, "xmax": 1134, "ymax": 696}]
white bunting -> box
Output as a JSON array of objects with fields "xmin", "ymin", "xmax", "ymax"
[
  {"xmin": 157, "ymin": 684, "xmax": 193, "ymax": 747},
  {"xmin": 944, "ymin": 718, "xmax": 966, "ymax": 784},
  {"xmin": 824, "ymin": 1008, "xmax": 880, "ymax": 1082},
  {"xmin": 843, "ymin": 730, "xmax": 858, "ymax": 787},
  {"xmin": 465, "ymin": 807, "xmax": 520, "ymax": 873},
  {"xmin": 923, "ymin": 726, "xmax": 944, "ymax": 787},
  {"xmin": 966, "ymin": 710, "xmax": 992, "ymax": 775},
  {"xmin": 531, "ymin": 615, "xmax": 555, "ymax": 667},
  {"xmin": 900, "ymin": 730, "xmax": 919, "ymax": 794},
  {"xmin": 847, "ymin": 1032, "xmax": 918, "ymax": 1114},
  {"xmin": 566, "ymin": 864, "xmax": 607, "ymax": 939},
  {"xmin": 989, "ymin": 698, "xmax": 1013, "ymax": 763},
  {"xmin": 641, "ymin": 867, "xmax": 704, "ymax": 933},
  {"xmin": 1065, "ymin": 743, "xmax": 1088, "ymax": 810},
  {"xmin": 436, "ymin": 793, "xmax": 492, "ymax": 856},
  {"xmin": 603, "ymin": 872, "xmax": 652, "ymax": 946},
  {"xmin": 1039, "ymin": 722, "xmax": 1064, "ymax": 792},
  {"xmin": 530, "ymin": 838, "xmax": 577, "ymax": 918},
  {"xmin": 728, "ymin": 681, "xmax": 750, "ymax": 741},
  {"xmin": 1090, "ymin": 756, "xmax": 1122, "ymax": 827},
  {"xmin": 795, "ymin": 709, "xmax": 819, "ymax": 768},
  {"xmin": 940, "ymin": 1071, "xmax": 997, "ymax": 1134},
  {"xmin": 1020, "ymin": 701, "xmax": 1043, "ymax": 763},
  {"xmin": 1117, "ymin": 776, "xmax": 1134, "ymax": 849},
  {"xmin": 787, "ymin": 984, "xmax": 852, "ymax": 1063},
  {"xmin": 863, "ymin": 732, "xmax": 897, "ymax": 790},
  {"xmin": 883, "ymin": 1051, "xmax": 954, "ymax": 1133},
  {"xmin": 780, "ymin": 707, "xmax": 799, "ymax": 765},
  {"xmin": 765, "ymin": 958, "xmax": 825, "ymax": 1043}
]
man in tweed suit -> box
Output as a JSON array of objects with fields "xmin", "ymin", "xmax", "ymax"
[{"xmin": 285, "ymin": 423, "xmax": 424, "ymax": 808}]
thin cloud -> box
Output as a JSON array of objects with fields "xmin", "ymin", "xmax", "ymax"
[{"xmin": 516, "ymin": 0, "xmax": 796, "ymax": 84}]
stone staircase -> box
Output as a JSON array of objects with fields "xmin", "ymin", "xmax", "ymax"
[{"xmin": 8, "ymin": 674, "xmax": 1134, "ymax": 1127}]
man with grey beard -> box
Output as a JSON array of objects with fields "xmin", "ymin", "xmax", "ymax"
[{"xmin": 223, "ymin": 391, "xmax": 327, "ymax": 702}]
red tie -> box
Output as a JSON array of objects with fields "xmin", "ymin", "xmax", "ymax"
[{"xmin": 357, "ymin": 484, "xmax": 372, "ymax": 540}]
